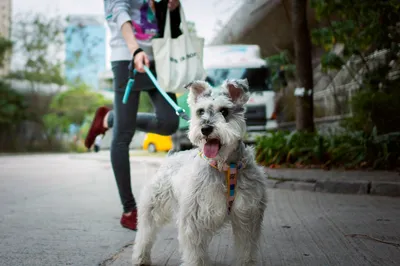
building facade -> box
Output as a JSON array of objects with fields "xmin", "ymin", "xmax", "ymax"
[
  {"xmin": 64, "ymin": 15, "xmax": 106, "ymax": 90},
  {"xmin": 0, "ymin": 0, "xmax": 12, "ymax": 77}
]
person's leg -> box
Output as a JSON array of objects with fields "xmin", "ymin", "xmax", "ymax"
[
  {"xmin": 83, "ymin": 62, "xmax": 179, "ymax": 232},
  {"xmin": 135, "ymin": 90, "xmax": 180, "ymax": 136},
  {"xmin": 87, "ymin": 89, "xmax": 179, "ymax": 140},
  {"xmin": 109, "ymin": 61, "xmax": 141, "ymax": 220}
]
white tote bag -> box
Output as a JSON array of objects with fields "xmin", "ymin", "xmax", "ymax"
[{"xmin": 152, "ymin": 6, "xmax": 207, "ymax": 93}]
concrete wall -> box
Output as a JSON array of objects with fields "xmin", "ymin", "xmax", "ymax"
[{"xmin": 209, "ymin": 0, "xmax": 321, "ymax": 59}]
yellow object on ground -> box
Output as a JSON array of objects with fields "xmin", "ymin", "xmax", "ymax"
[{"xmin": 142, "ymin": 133, "xmax": 173, "ymax": 153}]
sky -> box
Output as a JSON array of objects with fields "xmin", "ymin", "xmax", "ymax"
[{"xmin": 11, "ymin": 0, "xmax": 241, "ymax": 70}]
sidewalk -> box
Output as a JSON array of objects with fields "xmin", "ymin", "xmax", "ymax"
[
  {"xmin": 103, "ymin": 188, "xmax": 400, "ymax": 266},
  {"xmin": 2, "ymin": 153, "xmax": 399, "ymax": 266},
  {"xmin": 126, "ymin": 153, "xmax": 400, "ymax": 197}
]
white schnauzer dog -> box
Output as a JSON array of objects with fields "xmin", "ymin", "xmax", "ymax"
[{"xmin": 132, "ymin": 79, "xmax": 267, "ymax": 266}]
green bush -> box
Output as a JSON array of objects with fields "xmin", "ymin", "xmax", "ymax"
[
  {"xmin": 50, "ymin": 83, "xmax": 112, "ymax": 126},
  {"xmin": 0, "ymin": 81, "xmax": 27, "ymax": 126},
  {"xmin": 342, "ymin": 68, "xmax": 400, "ymax": 135},
  {"xmin": 66, "ymin": 140, "xmax": 87, "ymax": 153},
  {"xmin": 256, "ymin": 131, "xmax": 328, "ymax": 167},
  {"xmin": 255, "ymin": 129, "xmax": 400, "ymax": 170},
  {"xmin": 0, "ymin": 36, "xmax": 12, "ymax": 67}
]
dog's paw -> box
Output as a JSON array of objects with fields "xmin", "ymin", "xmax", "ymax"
[
  {"xmin": 132, "ymin": 261, "xmax": 151, "ymax": 266},
  {"xmin": 132, "ymin": 256, "xmax": 151, "ymax": 266}
]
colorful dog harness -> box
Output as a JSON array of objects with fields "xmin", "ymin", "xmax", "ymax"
[{"xmin": 199, "ymin": 152, "xmax": 245, "ymax": 214}]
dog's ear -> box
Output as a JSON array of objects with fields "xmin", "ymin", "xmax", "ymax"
[
  {"xmin": 186, "ymin": 80, "xmax": 211, "ymax": 106},
  {"xmin": 223, "ymin": 79, "xmax": 250, "ymax": 105}
]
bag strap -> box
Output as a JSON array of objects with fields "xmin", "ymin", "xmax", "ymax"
[
  {"xmin": 177, "ymin": 5, "xmax": 191, "ymax": 36},
  {"xmin": 163, "ymin": 4, "xmax": 172, "ymax": 38},
  {"xmin": 164, "ymin": 3, "xmax": 191, "ymax": 38}
]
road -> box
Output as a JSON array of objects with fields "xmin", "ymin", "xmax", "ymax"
[{"xmin": 0, "ymin": 153, "xmax": 399, "ymax": 266}]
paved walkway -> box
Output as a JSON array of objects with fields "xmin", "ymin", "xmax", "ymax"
[
  {"xmin": 1, "ymin": 152, "xmax": 399, "ymax": 266},
  {"xmin": 0, "ymin": 153, "xmax": 158, "ymax": 266},
  {"xmin": 105, "ymin": 189, "xmax": 400, "ymax": 266}
]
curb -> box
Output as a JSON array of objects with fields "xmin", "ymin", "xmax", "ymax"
[
  {"xmin": 265, "ymin": 176, "xmax": 400, "ymax": 197},
  {"xmin": 129, "ymin": 157, "xmax": 400, "ymax": 197}
]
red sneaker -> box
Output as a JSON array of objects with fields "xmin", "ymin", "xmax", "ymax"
[
  {"xmin": 120, "ymin": 209, "xmax": 138, "ymax": 231},
  {"xmin": 84, "ymin": 106, "xmax": 110, "ymax": 149}
]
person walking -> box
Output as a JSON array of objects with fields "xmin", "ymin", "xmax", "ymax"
[{"xmin": 84, "ymin": 0, "xmax": 182, "ymax": 230}]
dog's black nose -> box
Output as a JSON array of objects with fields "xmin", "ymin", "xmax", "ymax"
[{"xmin": 201, "ymin": 126, "xmax": 213, "ymax": 136}]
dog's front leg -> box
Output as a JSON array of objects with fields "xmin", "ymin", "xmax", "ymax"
[
  {"xmin": 231, "ymin": 200, "xmax": 265, "ymax": 266},
  {"xmin": 177, "ymin": 205, "xmax": 213, "ymax": 266}
]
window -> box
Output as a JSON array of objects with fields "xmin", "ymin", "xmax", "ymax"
[{"xmin": 206, "ymin": 66, "xmax": 272, "ymax": 92}]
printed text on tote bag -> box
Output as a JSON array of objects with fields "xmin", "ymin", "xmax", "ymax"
[{"xmin": 169, "ymin": 52, "xmax": 198, "ymax": 63}]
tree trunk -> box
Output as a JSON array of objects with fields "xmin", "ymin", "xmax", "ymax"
[{"xmin": 291, "ymin": 0, "xmax": 315, "ymax": 132}]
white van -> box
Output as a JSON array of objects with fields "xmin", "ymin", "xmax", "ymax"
[{"xmin": 203, "ymin": 45, "xmax": 277, "ymax": 141}]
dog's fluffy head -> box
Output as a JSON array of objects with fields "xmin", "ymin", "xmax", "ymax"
[{"xmin": 185, "ymin": 79, "xmax": 250, "ymax": 159}]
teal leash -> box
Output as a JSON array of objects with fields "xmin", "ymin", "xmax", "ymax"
[
  {"xmin": 122, "ymin": 65, "xmax": 190, "ymax": 121},
  {"xmin": 122, "ymin": 69, "xmax": 136, "ymax": 104}
]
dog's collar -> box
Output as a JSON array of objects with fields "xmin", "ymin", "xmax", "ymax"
[
  {"xmin": 198, "ymin": 151, "xmax": 245, "ymax": 215},
  {"xmin": 198, "ymin": 151, "xmax": 246, "ymax": 172}
]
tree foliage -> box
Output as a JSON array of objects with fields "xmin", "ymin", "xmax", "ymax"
[
  {"xmin": 10, "ymin": 13, "xmax": 66, "ymax": 85},
  {"xmin": 0, "ymin": 37, "xmax": 22, "ymax": 128},
  {"xmin": 265, "ymin": 50, "xmax": 296, "ymax": 91},
  {"xmin": 311, "ymin": 0, "xmax": 400, "ymax": 134},
  {"xmin": 48, "ymin": 83, "xmax": 112, "ymax": 127},
  {"xmin": 0, "ymin": 36, "xmax": 13, "ymax": 68},
  {"xmin": 5, "ymin": 12, "xmax": 112, "ymax": 151},
  {"xmin": 0, "ymin": 81, "xmax": 27, "ymax": 127},
  {"xmin": 311, "ymin": 0, "xmax": 400, "ymax": 72}
]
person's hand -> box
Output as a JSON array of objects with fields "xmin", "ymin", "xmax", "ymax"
[
  {"xmin": 133, "ymin": 51, "xmax": 150, "ymax": 73},
  {"xmin": 168, "ymin": 0, "xmax": 180, "ymax": 11}
]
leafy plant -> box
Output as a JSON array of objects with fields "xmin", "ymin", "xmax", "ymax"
[
  {"xmin": 311, "ymin": 0, "xmax": 400, "ymax": 59},
  {"xmin": 255, "ymin": 129, "xmax": 400, "ymax": 170},
  {"xmin": 0, "ymin": 36, "xmax": 12, "ymax": 67},
  {"xmin": 0, "ymin": 81, "xmax": 27, "ymax": 126},
  {"xmin": 265, "ymin": 50, "xmax": 296, "ymax": 91},
  {"xmin": 49, "ymin": 82, "xmax": 112, "ymax": 126},
  {"xmin": 310, "ymin": 0, "xmax": 400, "ymax": 134},
  {"xmin": 11, "ymin": 12, "xmax": 66, "ymax": 85},
  {"xmin": 256, "ymin": 131, "xmax": 328, "ymax": 167}
]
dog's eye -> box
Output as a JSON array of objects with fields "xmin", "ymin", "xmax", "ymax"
[
  {"xmin": 197, "ymin": 108, "xmax": 205, "ymax": 116},
  {"xmin": 220, "ymin": 108, "xmax": 229, "ymax": 117}
]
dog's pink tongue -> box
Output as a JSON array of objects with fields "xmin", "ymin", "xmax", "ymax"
[{"xmin": 204, "ymin": 139, "xmax": 220, "ymax": 158}]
